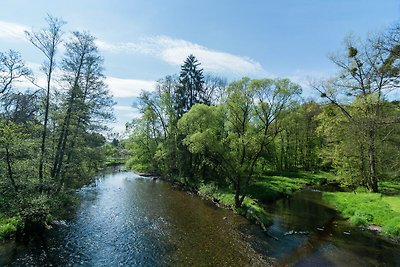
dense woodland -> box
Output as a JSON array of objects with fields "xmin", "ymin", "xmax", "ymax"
[
  {"xmin": 0, "ymin": 16, "xmax": 114, "ymax": 234},
  {"xmin": 127, "ymin": 24, "xmax": 400, "ymax": 208}
]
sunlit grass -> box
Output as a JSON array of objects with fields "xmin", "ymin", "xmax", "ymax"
[
  {"xmin": 323, "ymin": 192, "xmax": 400, "ymax": 238},
  {"xmin": 248, "ymin": 171, "xmax": 335, "ymax": 203},
  {"xmin": 383, "ymin": 196, "xmax": 400, "ymax": 213}
]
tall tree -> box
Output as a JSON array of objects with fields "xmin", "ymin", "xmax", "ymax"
[
  {"xmin": 175, "ymin": 54, "xmax": 205, "ymax": 118},
  {"xmin": 26, "ymin": 15, "xmax": 65, "ymax": 181},
  {"xmin": 314, "ymin": 31, "xmax": 400, "ymax": 192},
  {"xmin": 51, "ymin": 31, "xmax": 113, "ymax": 188}
]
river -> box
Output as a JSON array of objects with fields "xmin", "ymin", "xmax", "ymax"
[{"xmin": 1, "ymin": 168, "xmax": 399, "ymax": 266}]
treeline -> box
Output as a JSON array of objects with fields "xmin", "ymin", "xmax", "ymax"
[
  {"xmin": 0, "ymin": 15, "xmax": 114, "ymax": 234},
  {"xmin": 127, "ymin": 24, "xmax": 400, "ymax": 207}
]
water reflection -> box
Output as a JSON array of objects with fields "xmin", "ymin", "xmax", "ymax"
[{"xmin": 266, "ymin": 190, "xmax": 400, "ymax": 266}]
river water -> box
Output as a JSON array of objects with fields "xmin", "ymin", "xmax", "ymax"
[{"xmin": 1, "ymin": 168, "xmax": 399, "ymax": 266}]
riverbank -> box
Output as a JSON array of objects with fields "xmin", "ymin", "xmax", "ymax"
[
  {"xmin": 323, "ymin": 181, "xmax": 400, "ymax": 240},
  {"xmin": 149, "ymin": 171, "xmax": 337, "ymax": 230}
]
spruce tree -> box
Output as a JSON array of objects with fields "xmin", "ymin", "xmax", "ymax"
[{"xmin": 175, "ymin": 54, "xmax": 205, "ymax": 118}]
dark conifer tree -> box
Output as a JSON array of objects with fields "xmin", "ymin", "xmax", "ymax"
[{"xmin": 175, "ymin": 54, "xmax": 205, "ymax": 118}]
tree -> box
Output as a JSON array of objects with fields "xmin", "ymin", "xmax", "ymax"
[
  {"xmin": 1, "ymin": 91, "xmax": 40, "ymax": 123},
  {"xmin": 179, "ymin": 78, "xmax": 301, "ymax": 207},
  {"xmin": 52, "ymin": 31, "xmax": 114, "ymax": 189},
  {"xmin": 273, "ymin": 101, "xmax": 323, "ymax": 171},
  {"xmin": 314, "ymin": 30, "xmax": 400, "ymax": 192},
  {"xmin": 26, "ymin": 15, "xmax": 66, "ymax": 181},
  {"xmin": 0, "ymin": 50, "xmax": 31, "ymax": 95},
  {"xmin": 175, "ymin": 54, "xmax": 205, "ymax": 118}
]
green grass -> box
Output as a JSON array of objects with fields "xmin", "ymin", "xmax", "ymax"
[
  {"xmin": 383, "ymin": 196, "xmax": 400, "ymax": 213},
  {"xmin": 248, "ymin": 171, "xmax": 336, "ymax": 203},
  {"xmin": 323, "ymin": 192, "xmax": 400, "ymax": 238}
]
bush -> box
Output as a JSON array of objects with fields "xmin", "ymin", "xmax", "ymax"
[{"xmin": 19, "ymin": 194, "xmax": 51, "ymax": 231}]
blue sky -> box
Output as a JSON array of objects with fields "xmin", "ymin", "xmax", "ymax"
[{"xmin": 1, "ymin": 0, "xmax": 399, "ymax": 134}]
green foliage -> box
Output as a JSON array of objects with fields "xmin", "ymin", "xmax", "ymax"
[
  {"xmin": 382, "ymin": 217, "xmax": 400, "ymax": 237},
  {"xmin": 19, "ymin": 194, "xmax": 51, "ymax": 226},
  {"xmin": 349, "ymin": 211, "xmax": 373, "ymax": 226},
  {"xmin": 0, "ymin": 16, "xmax": 114, "ymax": 239},
  {"xmin": 0, "ymin": 215, "xmax": 21, "ymax": 240}
]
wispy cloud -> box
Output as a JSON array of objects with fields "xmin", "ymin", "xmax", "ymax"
[
  {"xmin": 96, "ymin": 36, "xmax": 266, "ymax": 77},
  {"xmin": 106, "ymin": 77, "xmax": 156, "ymax": 98},
  {"xmin": 0, "ymin": 21, "xmax": 28, "ymax": 41},
  {"xmin": 110, "ymin": 105, "xmax": 142, "ymax": 133}
]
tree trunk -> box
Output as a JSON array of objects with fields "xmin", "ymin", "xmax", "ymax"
[
  {"xmin": 5, "ymin": 147, "xmax": 18, "ymax": 192},
  {"xmin": 368, "ymin": 129, "xmax": 378, "ymax": 192},
  {"xmin": 234, "ymin": 182, "xmax": 244, "ymax": 208},
  {"xmin": 38, "ymin": 65, "xmax": 53, "ymax": 181}
]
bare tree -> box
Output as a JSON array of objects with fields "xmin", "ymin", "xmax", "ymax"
[{"xmin": 0, "ymin": 50, "xmax": 31, "ymax": 94}]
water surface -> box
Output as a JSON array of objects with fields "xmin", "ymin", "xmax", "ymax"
[
  {"xmin": 1, "ymin": 169, "xmax": 400, "ymax": 266},
  {"xmin": 1, "ymin": 169, "xmax": 269, "ymax": 266}
]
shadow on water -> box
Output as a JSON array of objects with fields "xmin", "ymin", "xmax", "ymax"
[
  {"xmin": 1, "ymin": 169, "xmax": 400, "ymax": 266},
  {"xmin": 252, "ymin": 189, "xmax": 400, "ymax": 266}
]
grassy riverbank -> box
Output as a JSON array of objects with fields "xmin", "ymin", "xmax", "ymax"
[
  {"xmin": 247, "ymin": 171, "xmax": 337, "ymax": 203},
  {"xmin": 195, "ymin": 171, "xmax": 336, "ymax": 228},
  {"xmin": 323, "ymin": 181, "xmax": 400, "ymax": 239}
]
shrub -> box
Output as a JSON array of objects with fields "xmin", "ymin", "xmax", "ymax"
[{"xmin": 0, "ymin": 216, "xmax": 21, "ymax": 240}]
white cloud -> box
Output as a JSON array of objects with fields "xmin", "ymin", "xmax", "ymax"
[
  {"xmin": 96, "ymin": 36, "xmax": 265, "ymax": 77},
  {"xmin": 109, "ymin": 105, "xmax": 142, "ymax": 134},
  {"xmin": 106, "ymin": 77, "xmax": 156, "ymax": 97},
  {"xmin": 0, "ymin": 21, "xmax": 28, "ymax": 41}
]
